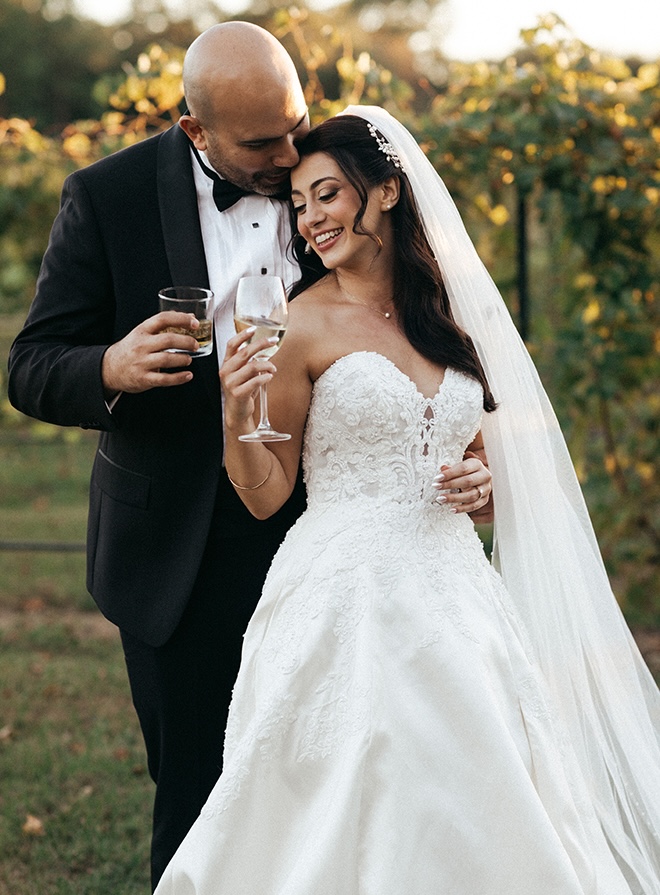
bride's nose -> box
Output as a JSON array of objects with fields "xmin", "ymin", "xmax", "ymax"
[{"xmin": 304, "ymin": 198, "xmax": 326, "ymax": 229}]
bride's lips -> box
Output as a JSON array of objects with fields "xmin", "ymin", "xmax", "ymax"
[{"xmin": 314, "ymin": 228, "xmax": 344, "ymax": 253}]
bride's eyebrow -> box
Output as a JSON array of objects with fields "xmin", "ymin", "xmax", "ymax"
[{"xmin": 291, "ymin": 176, "xmax": 341, "ymax": 197}]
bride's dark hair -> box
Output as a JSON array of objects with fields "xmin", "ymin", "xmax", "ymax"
[{"xmin": 289, "ymin": 115, "xmax": 497, "ymax": 412}]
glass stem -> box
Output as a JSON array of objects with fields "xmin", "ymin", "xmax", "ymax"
[{"xmin": 257, "ymin": 382, "xmax": 272, "ymax": 431}]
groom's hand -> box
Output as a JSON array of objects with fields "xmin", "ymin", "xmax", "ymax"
[{"xmin": 101, "ymin": 312, "xmax": 199, "ymax": 396}]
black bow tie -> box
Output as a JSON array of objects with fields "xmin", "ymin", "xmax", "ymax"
[{"xmin": 192, "ymin": 147, "xmax": 253, "ymax": 212}]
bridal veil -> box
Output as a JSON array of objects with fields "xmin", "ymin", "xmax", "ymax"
[{"xmin": 341, "ymin": 105, "xmax": 660, "ymax": 891}]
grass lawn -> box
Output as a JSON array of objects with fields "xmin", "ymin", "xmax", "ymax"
[
  {"xmin": 0, "ymin": 611, "xmax": 152, "ymax": 894},
  {"xmin": 1, "ymin": 312, "xmax": 152, "ymax": 892},
  {"xmin": 1, "ymin": 311, "xmax": 98, "ymax": 612},
  {"xmin": 0, "ymin": 431, "xmax": 96, "ymax": 612}
]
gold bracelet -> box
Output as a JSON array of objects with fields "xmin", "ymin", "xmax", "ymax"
[{"xmin": 226, "ymin": 454, "xmax": 273, "ymax": 491}]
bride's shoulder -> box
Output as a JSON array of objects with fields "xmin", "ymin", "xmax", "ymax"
[
  {"xmin": 276, "ymin": 281, "xmax": 336, "ymax": 375},
  {"xmin": 288, "ymin": 279, "xmax": 339, "ymax": 331}
]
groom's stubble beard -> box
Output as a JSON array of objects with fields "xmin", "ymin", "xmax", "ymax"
[{"xmin": 204, "ymin": 143, "xmax": 292, "ymax": 197}]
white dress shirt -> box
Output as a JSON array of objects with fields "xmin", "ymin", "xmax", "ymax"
[
  {"xmin": 106, "ymin": 148, "xmax": 299, "ymax": 416},
  {"xmin": 191, "ymin": 147, "xmax": 298, "ymax": 361},
  {"xmin": 192, "ymin": 149, "xmax": 300, "ymax": 458}
]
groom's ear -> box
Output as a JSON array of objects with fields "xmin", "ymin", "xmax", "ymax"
[
  {"xmin": 179, "ymin": 114, "xmax": 208, "ymax": 152},
  {"xmin": 380, "ymin": 176, "xmax": 400, "ymax": 210}
]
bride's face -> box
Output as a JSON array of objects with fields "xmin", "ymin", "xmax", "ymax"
[{"xmin": 291, "ymin": 152, "xmax": 392, "ymax": 271}]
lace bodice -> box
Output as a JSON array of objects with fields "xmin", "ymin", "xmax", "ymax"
[{"xmin": 303, "ymin": 352, "xmax": 483, "ymax": 511}]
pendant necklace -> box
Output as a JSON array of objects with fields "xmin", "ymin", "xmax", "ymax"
[{"xmin": 337, "ymin": 279, "xmax": 394, "ymax": 319}]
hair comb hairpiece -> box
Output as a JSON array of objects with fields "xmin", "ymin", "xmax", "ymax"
[{"xmin": 366, "ymin": 122, "xmax": 403, "ymax": 170}]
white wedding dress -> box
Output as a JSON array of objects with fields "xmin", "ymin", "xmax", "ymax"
[{"xmin": 155, "ymin": 351, "xmax": 640, "ymax": 895}]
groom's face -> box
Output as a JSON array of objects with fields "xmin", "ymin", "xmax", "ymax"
[{"xmin": 201, "ymin": 83, "xmax": 309, "ymax": 196}]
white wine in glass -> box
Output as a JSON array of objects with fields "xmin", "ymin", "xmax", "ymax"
[
  {"xmin": 234, "ymin": 317, "xmax": 287, "ymax": 358},
  {"xmin": 233, "ymin": 275, "xmax": 291, "ymax": 442}
]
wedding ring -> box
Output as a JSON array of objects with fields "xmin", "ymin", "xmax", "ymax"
[{"xmin": 477, "ymin": 486, "xmax": 484, "ymax": 499}]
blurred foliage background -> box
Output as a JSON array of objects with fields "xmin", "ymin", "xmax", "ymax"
[{"xmin": 0, "ymin": 0, "xmax": 658, "ymax": 622}]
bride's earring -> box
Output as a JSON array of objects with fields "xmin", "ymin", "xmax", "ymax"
[{"xmin": 304, "ymin": 242, "xmax": 312, "ymax": 255}]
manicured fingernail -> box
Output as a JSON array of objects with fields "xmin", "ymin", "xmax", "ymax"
[
  {"xmin": 245, "ymin": 326, "xmax": 256, "ymax": 334},
  {"xmin": 267, "ymin": 336, "xmax": 279, "ymax": 343},
  {"xmin": 435, "ymin": 495, "xmax": 447, "ymax": 504},
  {"xmin": 434, "ymin": 473, "xmax": 445, "ymax": 482}
]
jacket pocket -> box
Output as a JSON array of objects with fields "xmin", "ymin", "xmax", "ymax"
[{"xmin": 93, "ymin": 449, "xmax": 151, "ymax": 509}]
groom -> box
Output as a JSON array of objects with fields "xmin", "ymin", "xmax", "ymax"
[{"xmin": 8, "ymin": 22, "xmax": 308, "ymax": 889}]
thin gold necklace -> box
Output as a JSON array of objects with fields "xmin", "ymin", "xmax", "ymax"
[{"xmin": 337, "ymin": 279, "xmax": 394, "ymax": 319}]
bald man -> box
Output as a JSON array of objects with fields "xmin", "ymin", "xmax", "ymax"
[{"xmin": 8, "ymin": 23, "xmax": 308, "ymax": 889}]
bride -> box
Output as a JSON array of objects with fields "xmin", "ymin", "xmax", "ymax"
[{"xmin": 154, "ymin": 107, "xmax": 660, "ymax": 894}]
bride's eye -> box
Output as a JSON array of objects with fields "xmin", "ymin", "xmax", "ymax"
[
  {"xmin": 293, "ymin": 204, "xmax": 306, "ymax": 216},
  {"xmin": 319, "ymin": 190, "xmax": 339, "ymax": 202}
]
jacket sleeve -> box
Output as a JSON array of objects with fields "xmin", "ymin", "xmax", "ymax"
[{"xmin": 7, "ymin": 171, "xmax": 118, "ymax": 431}]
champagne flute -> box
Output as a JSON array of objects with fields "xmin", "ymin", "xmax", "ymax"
[{"xmin": 233, "ymin": 275, "xmax": 290, "ymax": 442}]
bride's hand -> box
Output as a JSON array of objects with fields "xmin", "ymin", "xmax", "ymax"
[
  {"xmin": 431, "ymin": 452, "xmax": 493, "ymax": 520},
  {"xmin": 219, "ymin": 328, "xmax": 279, "ymax": 432}
]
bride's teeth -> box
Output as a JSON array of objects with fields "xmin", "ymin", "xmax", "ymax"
[{"xmin": 316, "ymin": 229, "xmax": 342, "ymax": 246}]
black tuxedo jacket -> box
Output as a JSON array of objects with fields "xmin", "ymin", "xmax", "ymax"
[{"xmin": 8, "ymin": 124, "xmax": 305, "ymax": 646}]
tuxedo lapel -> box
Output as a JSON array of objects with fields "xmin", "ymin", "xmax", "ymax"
[
  {"xmin": 157, "ymin": 124, "xmax": 221, "ymax": 404},
  {"xmin": 157, "ymin": 123, "xmax": 209, "ymax": 288}
]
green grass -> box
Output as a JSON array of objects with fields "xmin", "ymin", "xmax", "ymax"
[
  {"xmin": 1, "ymin": 311, "xmax": 98, "ymax": 611},
  {"xmin": 0, "ymin": 313, "xmax": 98, "ymax": 609},
  {"xmin": 0, "ymin": 432, "xmax": 97, "ymax": 611},
  {"xmin": 0, "ymin": 617, "xmax": 152, "ymax": 894},
  {"xmin": 1, "ymin": 312, "xmax": 152, "ymax": 892}
]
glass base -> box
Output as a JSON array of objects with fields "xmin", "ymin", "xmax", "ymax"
[
  {"xmin": 164, "ymin": 345, "xmax": 213, "ymax": 357},
  {"xmin": 238, "ymin": 429, "xmax": 292, "ymax": 443}
]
